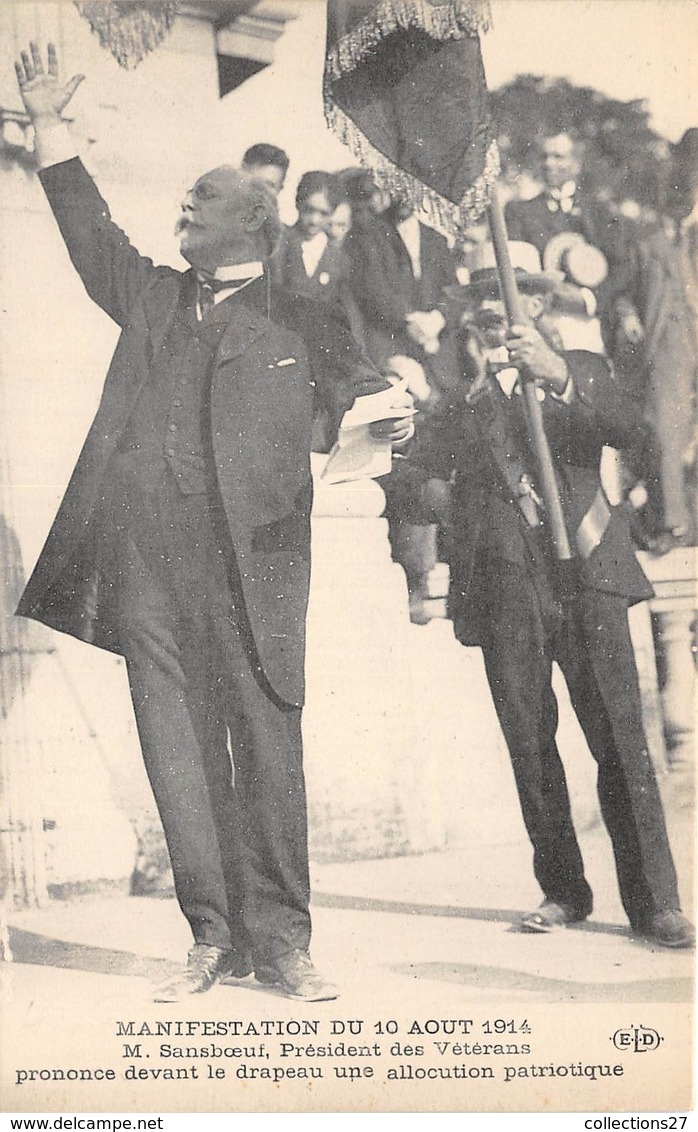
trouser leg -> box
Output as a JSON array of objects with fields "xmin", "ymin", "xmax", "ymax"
[
  {"xmin": 168, "ymin": 488, "xmax": 311, "ymax": 962},
  {"xmin": 112, "ymin": 469, "xmax": 311, "ymax": 960},
  {"xmin": 381, "ymin": 466, "xmax": 438, "ymax": 597},
  {"xmin": 388, "ymin": 521, "xmax": 437, "ymax": 587},
  {"xmin": 556, "ymin": 592, "xmax": 680, "ymax": 927},
  {"xmin": 110, "ymin": 465, "xmax": 252, "ymax": 954},
  {"xmin": 218, "ymin": 659, "xmax": 310, "ymax": 963},
  {"xmin": 118, "ymin": 536, "xmax": 251, "ymax": 955},
  {"xmin": 478, "ymin": 562, "xmax": 593, "ymax": 916}
]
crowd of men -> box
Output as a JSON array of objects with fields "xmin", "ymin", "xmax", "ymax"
[
  {"xmin": 241, "ymin": 128, "xmax": 697, "ymax": 949},
  {"xmin": 241, "ymin": 130, "xmax": 697, "ymax": 605},
  {"xmin": 13, "ymin": 42, "xmax": 696, "ymax": 1007}
]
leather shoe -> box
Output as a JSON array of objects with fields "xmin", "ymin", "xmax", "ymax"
[
  {"xmin": 153, "ymin": 944, "xmax": 251, "ymax": 1002},
  {"xmin": 254, "ymin": 950, "xmax": 338, "ymax": 1001},
  {"xmin": 637, "ymin": 910, "xmax": 695, "ymax": 949},
  {"xmin": 520, "ymin": 900, "xmax": 588, "ymax": 933}
]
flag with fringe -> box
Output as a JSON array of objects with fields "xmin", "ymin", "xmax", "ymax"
[
  {"xmin": 324, "ymin": 0, "xmax": 499, "ymax": 233},
  {"xmin": 74, "ymin": 1, "xmax": 178, "ymax": 69}
]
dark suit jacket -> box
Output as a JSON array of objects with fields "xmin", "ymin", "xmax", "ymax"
[
  {"xmin": 414, "ymin": 350, "xmax": 652, "ymax": 643},
  {"xmin": 17, "ymin": 158, "xmax": 386, "ymax": 707},
  {"xmin": 271, "ymin": 225, "xmax": 351, "ymax": 304},
  {"xmin": 632, "ymin": 226, "xmax": 698, "ymax": 375},
  {"xmin": 623, "ymin": 225, "xmax": 698, "ymax": 532},
  {"xmin": 505, "ymin": 191, "xmax": 639, "ymax": 347},
  {"xmin": 345, "ymin": 214, "xmax": 459, "ymax": 392}
]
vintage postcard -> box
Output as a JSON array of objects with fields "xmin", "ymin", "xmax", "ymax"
[{"xmin": 0, "ymin": 0, "xmax": 695, "ymax": 1118}]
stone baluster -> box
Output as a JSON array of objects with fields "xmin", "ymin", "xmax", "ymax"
[{"xmin": 638, "ymin": 547, "xmax": 697, "ymax": 799}]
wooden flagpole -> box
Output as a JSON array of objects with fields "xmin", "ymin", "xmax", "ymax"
[{"xmin": 487, "ymin": 186, "xmax": 574, "ymax": 563}]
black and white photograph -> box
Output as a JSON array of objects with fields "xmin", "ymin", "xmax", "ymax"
[{"xmin": 0, "ymin": 0, "xmax": 696, "ymax": 1119}]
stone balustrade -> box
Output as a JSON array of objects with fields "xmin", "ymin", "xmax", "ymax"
[
  {"xmin": 2, "ymin": 457, "xmax": 628, "ymax": 905},
  {"xmin": 637, "ymin": 547, "xmax": 697, "ymax": 800},
  {"xmin": 4, "ymin": 472, "xmax": 693, "ymax": 906}
]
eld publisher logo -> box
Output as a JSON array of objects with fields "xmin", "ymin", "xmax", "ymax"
[{"xmin": 611, "ymin": 1025, "xmax": 663, "ymax": 1053}]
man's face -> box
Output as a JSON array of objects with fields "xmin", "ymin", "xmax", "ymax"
[
  {"xmin": 388, "ymin": 194, "xmax": 414, "ymax": 222},
  {"xmin": 471, "ymin": 293, "xmax": 540, "ymax": 349},
  {"xmin": 326, "ymin": 201, "xmax": 352, "ymax": 246},
  {"xmin": 540, "ymin": 133, "xmax": 581, "ymax": 189},
  {"xmin": 176, "ymin": 167, "xmax": 250, "ymax": 268},
  {"xmin": 472, "ymin": 297, "xmax": 509, "ymax": 348},
  {"xmin": 244, "ymin": 162, "xmax": 286, "ymax": 196},
  {"xmin": 297, "ymin": 191, "xmax": 333, "ymax": 239}
]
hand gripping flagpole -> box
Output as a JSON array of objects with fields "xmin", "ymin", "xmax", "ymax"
[{"xmin": 487, "ymin": 186, "xmax": 574, "ymax": 564}]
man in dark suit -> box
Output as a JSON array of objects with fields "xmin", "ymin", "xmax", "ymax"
[
  {"xmin": 505, "ymin": 131, "xmax": 643, "ymax": 354},
  {"xmin": 345, "ymin": 194, "xmax": 460, "ymax": 621},
  {"xmin": 270, "ymin": 171, "xmax": 361, "ymax": 449},
  {"xmin": 14, "ymin": 44, "xmax": 413, "ymax": 1002},
  {"xmin": 272, "ymin": 171, "xmax": 351, "ymax": 305},
  {"xmin": 415, "ymin": 261, "xmax": 694, "ymax": 948},
  {"xmin": 627, "ymin": 128, "xmax": 698, "ymax": 546}
]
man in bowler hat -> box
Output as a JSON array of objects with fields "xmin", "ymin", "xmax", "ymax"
[{"xmin": 416, "ymin": 250, "xmax": 694, "ymax": 947}]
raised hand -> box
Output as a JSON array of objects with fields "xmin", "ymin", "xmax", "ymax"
[{"xmin": 15, "ymin": 42, "xmax": 84, "ymax": 123}]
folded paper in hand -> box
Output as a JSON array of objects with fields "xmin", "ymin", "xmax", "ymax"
[{"xmin": 321, "ymin": 385, "xmax": 412, "ymax": 484}]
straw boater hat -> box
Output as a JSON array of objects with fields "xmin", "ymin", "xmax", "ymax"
[{"xmin": 542, "ymin": 232, "xmax": 608, "ymax": 289}]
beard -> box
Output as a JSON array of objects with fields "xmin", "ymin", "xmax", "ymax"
[{"xmin": 469, "ymin": 309, "xmax": 508, "ymax": 350}]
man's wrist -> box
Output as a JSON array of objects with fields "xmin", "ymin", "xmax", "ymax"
[
  {"xmin": 31, "ymin": 111, "xmax": 63, "ymax": 125},
  {"xmin": 33, "ymin": 118, "xmax": 78, "ymax": 168}
]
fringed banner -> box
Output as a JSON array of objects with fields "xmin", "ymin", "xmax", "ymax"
[
  {"xmin": 74, "ymin": 1, "xmax": 179, "ymax": 69},
  {"xmin": 324, "ymin": 0, "xmax": 499, "ymax": 233}
]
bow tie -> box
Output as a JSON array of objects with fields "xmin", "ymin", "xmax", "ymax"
[
  {"xmin": 198, "ymin": 274, "xmax": 255, "ymax": 293},
  {"xmin": 196, "ymin": 275, "xmax": 256, "ymax": 317},
  {"xmin": 546, "ymin": 189, "xmax": 578, "ymax": 215}
]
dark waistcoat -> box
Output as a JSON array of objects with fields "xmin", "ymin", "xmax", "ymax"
[{"xmin": 117, "ymin": 290, "xmax": 223, "ymax": 494}]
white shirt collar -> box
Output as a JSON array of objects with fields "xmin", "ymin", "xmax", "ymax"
[
  {"xmin": 396, "ymin": 214, "xmax": 422, "ymax": 279},
  {"xmin": 195, "ymin": 262, "xmax": 264, "ymax": 320},
  {"xmin": 549, "ymin": 180, "xmax": 577, "ymax": 200},
  {"xmin": 212, "ymin": 261, "xmax": 264, "ymax": 282},
  {"xmin": 301, "ymin": 232, "xmax": 327, "ymax": 278}
]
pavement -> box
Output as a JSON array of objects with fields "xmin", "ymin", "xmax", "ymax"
[{"xmin": 3, "ymin": 792, "xmax": 695, "ymax": 1008}]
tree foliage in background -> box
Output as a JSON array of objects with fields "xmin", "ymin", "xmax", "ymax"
[{"xmin": 491, "ymin": 75, "xmax": 671, "ymax": 215}]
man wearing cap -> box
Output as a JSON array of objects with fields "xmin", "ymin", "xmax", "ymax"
[{"xmin": 418, "ymin": 250, "xmax": 694, "ymax": 948}]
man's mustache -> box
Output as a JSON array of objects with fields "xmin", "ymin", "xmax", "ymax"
[
  {"xmin": 174, "ymin": 214, "xmax": 194, "ymax": 235},
  {"xmin": 473, "ymin": 309, "xmax": 507, "ymax": 331}
]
